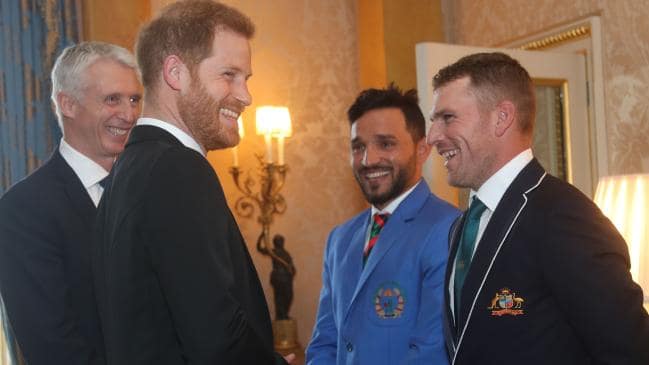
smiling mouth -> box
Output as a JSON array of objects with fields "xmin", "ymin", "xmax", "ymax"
[
  {"xmin": 364, "ymin": 170, "xmax": 390, "ymax": 180},
  {"xmin": 107, "ymin": 126, "xmax": 129, "ymax": 136},
  {"xmin": 219, "ymin": 107, "xmax": 240, "ymax": 119},
  {"xmin": 440, "ymin": 149, "xmax": 459, "ymax": 166}
]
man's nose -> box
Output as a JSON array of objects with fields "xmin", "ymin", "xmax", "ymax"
[
  {"xmin": 361, "ymin": 146, "xmax": 381, "ymax": 166},
  {"xmin": 119, "ymin": 102, "xmax": 139, "ymax": 123},
  {"xmin": 234, "ymin": 81, "xmax": 252, "ymax": 106},
  {"xmin": 426, "ymin": 122, "xmax": 442, "ymax": 146}
]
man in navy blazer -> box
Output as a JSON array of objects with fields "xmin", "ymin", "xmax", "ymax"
[
  {"xmin": 427, "ymin": 52, "xmax": 649, "ymax": 364},
  {"xmin": 307, "ymin": 85, "xmax": 460, "ymax": 364},
  {"xmin": 0, "ymin": 42, "xmax": 141, "ymax": 364}
]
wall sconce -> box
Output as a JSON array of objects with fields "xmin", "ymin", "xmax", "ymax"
[
  {"xmin": 229, "ymin": 106, "xmax": 300, "ymax": 352},
  {"xmin": 594, "ymin": 174, "xmax": 649, "ymax": 308},
  {"xmin": 229, "ymin": 106, "xmax": 291, "ymax": 241}
]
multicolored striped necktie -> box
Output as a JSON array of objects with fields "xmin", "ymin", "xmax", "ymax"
[{"xmin": 363, "ymin": 213, "xmax": 390, "ymax": 267}]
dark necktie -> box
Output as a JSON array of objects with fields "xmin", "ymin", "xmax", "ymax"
[
  {"xmin": 98, "ymin": 175, "xmax": 110, "ymax": 189},
  {"xmin": 363, "ymin": 213, "xmax": 389, "ymax": 267},
  {"xmin": 454, "ymin": 197, "xmax": 487, "ymax": 314}
]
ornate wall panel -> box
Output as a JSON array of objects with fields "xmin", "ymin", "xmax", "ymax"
[{"xmin": 451, "ymin": 0, "xmax": 649, "ymax": 174}]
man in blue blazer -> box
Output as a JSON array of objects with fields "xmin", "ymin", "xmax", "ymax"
[
  {"xmin": 307, "ymin": 85, "xmax": 460, "ymax": 365},
  {"xmin": 427, "ymin": 52, "xmax": 649, "ymax": 364},
  {"xmin": 0, "ymin": 42, "xmax": 141, "ymax": 364}
]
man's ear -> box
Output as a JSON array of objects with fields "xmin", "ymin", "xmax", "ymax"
[
  {"xmin": 415, "ymin": 137, "xmax": 432, "ymax": 162},
  {"xmin": 57, "ymin": 92, "xmax": 76, "ymax": 119},
  {"xmin": 494, "ymin": 101, "xmax": 516, "ymax": 137},
  {"xmin": 162, "ymin": 55, "xmax": 188, "ymax": 91}
]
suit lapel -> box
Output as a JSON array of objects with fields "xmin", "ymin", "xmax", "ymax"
[
  {"xmin": 51, "ymin": 150, "xmax": 96, "ymax": 226},
  {"xmin": 451, "ymin": 159, "xmax": 547, "ymax": 363},
  {"xmin": 346, "ymin": 181, "xmax": 429, "ymax": 318},
  {"xmin": 444, "ymin": 215, "xmax": 464, "ymax": 348},
  {"xmin": 342, "ymin": 214, "xmax": 369, "ymax": 321}
]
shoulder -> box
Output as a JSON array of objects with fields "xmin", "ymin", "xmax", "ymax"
[
  {"xmin": 417, "ymin": 192, "xmax": 461, "ymax": 229},
  {"xmin": 0, "ymin": 157, "xmax": 64, "ymax": 214},
  {"xmin": 331, "ymin": 209, "xmax": 369, "ymax": 235},
  {"xmin": 529, "ymin": 174, "xmax": 597, "ymax": 215},
  {"xmin": 324, "ymin": 209, "xmax": 369, "ymax": 250}
]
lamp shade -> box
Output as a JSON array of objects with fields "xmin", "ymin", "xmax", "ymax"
[
  {"xmin": 594, "ymin": 174, "xmax": 649, "ymax": 302},
  {"xmin": 255, "ymin": 106, "xmax": 292, "ymax": 137}
]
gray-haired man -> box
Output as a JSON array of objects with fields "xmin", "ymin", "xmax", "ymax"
[{"xmin": 0, "ymin": 41, "xmax": 141, "ymax": 365}]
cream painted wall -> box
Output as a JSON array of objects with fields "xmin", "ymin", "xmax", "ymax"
[
  {"xmin": 448, "ymin": 0, "xmax": 649, "ymax": 175},
  {"xmin": 82, "ymin": 0, "xmax": 149, "ymax": 50},
  {"xmin": 357, "ymin": 0, "xmax": 444, "ymax": 91}
]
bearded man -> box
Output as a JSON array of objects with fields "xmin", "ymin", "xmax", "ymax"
[
  {"xmin": 92, "ymin": 1, "xmax": 292, "ymax": 364},
  {"xmin": 306, "ymin": 84, "xmax": 460, "ymax": 365}
]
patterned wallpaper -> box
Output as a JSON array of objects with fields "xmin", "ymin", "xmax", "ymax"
[{"xmin": 450, "ymin": 0, "xmax": 649, "ymax": 175}]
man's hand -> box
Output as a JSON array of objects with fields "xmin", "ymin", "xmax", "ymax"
[{"xmin": 283, "ymin": 353, "xmax": 296, "ymax": 364}]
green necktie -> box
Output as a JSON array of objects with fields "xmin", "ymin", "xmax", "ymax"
[
  {"xmin": 363, "ymin": 213, "xmax": 389, "ymax": 267},
  {"xmin": 454, "ymin": 197, "xmax": 487, "ymax": 314}
]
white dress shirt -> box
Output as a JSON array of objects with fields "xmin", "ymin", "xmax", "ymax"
[
  {"xmin": 449, "ymin": 148, "xmax": 533, "ymax": 317},
  {"xmin": 58, "ymin": 139, "xmax": 109, "ymax": 207},
  {"xmin": 137, "ymin": 117, "xmax": 205, "ymax": 157}
]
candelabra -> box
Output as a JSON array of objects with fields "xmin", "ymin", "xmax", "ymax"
[
  {"xmin": 229, "ymin": 155, "xmax": 288, "ymax": 252},
  {"xmin": 229, "ymin": 107, "xmax": 301, "ymax": 359}
]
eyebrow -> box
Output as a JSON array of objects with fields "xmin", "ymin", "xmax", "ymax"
[
  {"xmin": 430, "ymin": 108, "xmax": 450, "ymax": 120},
  {"xmin": 224, "ymin": 65, "xmax": 252, "ymax": 79}
]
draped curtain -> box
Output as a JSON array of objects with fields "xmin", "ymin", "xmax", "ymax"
[{"xmin": 0, "ymin": 1, "xmax": 81, "ymax": 364}]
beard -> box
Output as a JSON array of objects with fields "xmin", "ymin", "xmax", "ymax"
[
  {"xmin": 354, "ymin": 153, "xmax": 416, "ymax": 208},
  {"xmin": 177, "ymin": 78, "xmax": 240, "ymax": 151}
]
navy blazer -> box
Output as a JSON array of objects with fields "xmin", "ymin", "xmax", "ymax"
[
  {"xmin": 0, "ymin": 149, "xmax": 105, "ymax": 364},
  {"xmin": 93, "ymin": 125, "xmax": 286, "ymax": 364},
  {"xmin": 307, "ymin": 181, "xmax": 460, "ymax": 365},
  {"xmin": 444, "ymin": 159, "xmax": 649, "ymax": 364}
]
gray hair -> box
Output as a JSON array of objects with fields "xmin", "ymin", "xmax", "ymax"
[{"xmin": 50, "ymin": 41, "xmax": 139, "ymax": 128}]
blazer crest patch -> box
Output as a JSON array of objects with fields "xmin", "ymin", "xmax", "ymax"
[
  {"xmin": 374, "ymin": 281, "xmax": 405, "ymax": 319},
  {"xmin": 487, "ymin": 288, "xmax": 524, "ymax": 316}
]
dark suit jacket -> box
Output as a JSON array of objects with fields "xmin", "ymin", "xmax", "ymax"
[
  {"xmin": 0, "ymin": 149, "xmax": 106, "ymax": 364},
  {"xmin": 93, "ymin": 125, "xmax": 286, "ymax": 364},
  {"xmin": 444, "ymin": 159, "xmax": 649, "ymax": 365}
]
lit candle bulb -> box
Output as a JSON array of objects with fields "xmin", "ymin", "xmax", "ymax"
[
  {"xmin": 232, "ymin": 145, "xmax": 239, "ymax": 167},
  {"xmin": 277, "ymin": 134, "xmax": 285, "ymax": 165},
  {"xmin": 265, "ymin": 134, "xmax": 273, "ymax": 163},
  {"xmin": 232, "ymin": 116, "xmax": 244, "ymax": 167}
]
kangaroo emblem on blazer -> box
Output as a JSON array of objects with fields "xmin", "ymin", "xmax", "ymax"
[{"xmin": 487, "ymin": 288, "xmax": 524, "ymax": 316}]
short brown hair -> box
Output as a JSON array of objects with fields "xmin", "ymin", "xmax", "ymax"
[
  {"xmin": 136, "ymin": 0, "xmax": 255, "ymax": 91},
  {"xmin": 433, "ymin": 52, "xmax": 536, "ymax": 134}
]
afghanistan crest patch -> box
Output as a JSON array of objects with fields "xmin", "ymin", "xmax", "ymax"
[
  {"xmin": 374, "ymin": 281, "xmax": 405, "ymax": 319},
  {"xmin": 487, "ymin": 288, "xmax": 524, "ymax": 316}
]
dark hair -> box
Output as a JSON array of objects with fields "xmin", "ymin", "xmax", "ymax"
[
  {"xmin": 433, "ymin": 52, "xmax": 535, "ymax": 134},
  {"xmin": 136, "ymin": 0, "xmax": 255, "ymax": 91},
  {"xmin": 347, "ymin": 83, "xmax": 426, "ymax": 141}
]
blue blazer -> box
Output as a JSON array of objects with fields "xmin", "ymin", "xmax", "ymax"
[{"xmin": 307, "ymin": 180, "xmax": 459, "ymax": 365}]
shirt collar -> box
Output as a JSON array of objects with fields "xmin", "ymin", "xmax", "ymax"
[
  {"xmin": 137, "ymin": 117, "xmax": 206, "ymax": 156},
  {"xmin": 471, "ymin": 149, "xmax": 533, "ymax": 211},
  {"xmin": 371, "ymin": 180, "xmax": 421, "ymax": 216},
  {"xmin": 58, "ymin": 139, "xmax": 109, "ymax": 189}
]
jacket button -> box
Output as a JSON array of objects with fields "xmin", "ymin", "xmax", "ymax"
[{"xmin": 346, "ymin": 342, "xmax": 353, "ymax": 352}]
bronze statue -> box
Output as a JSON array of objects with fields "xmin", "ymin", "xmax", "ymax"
[{"xmin": 257, "ymin": 233, "xmax": 296, "ymax": 320}]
